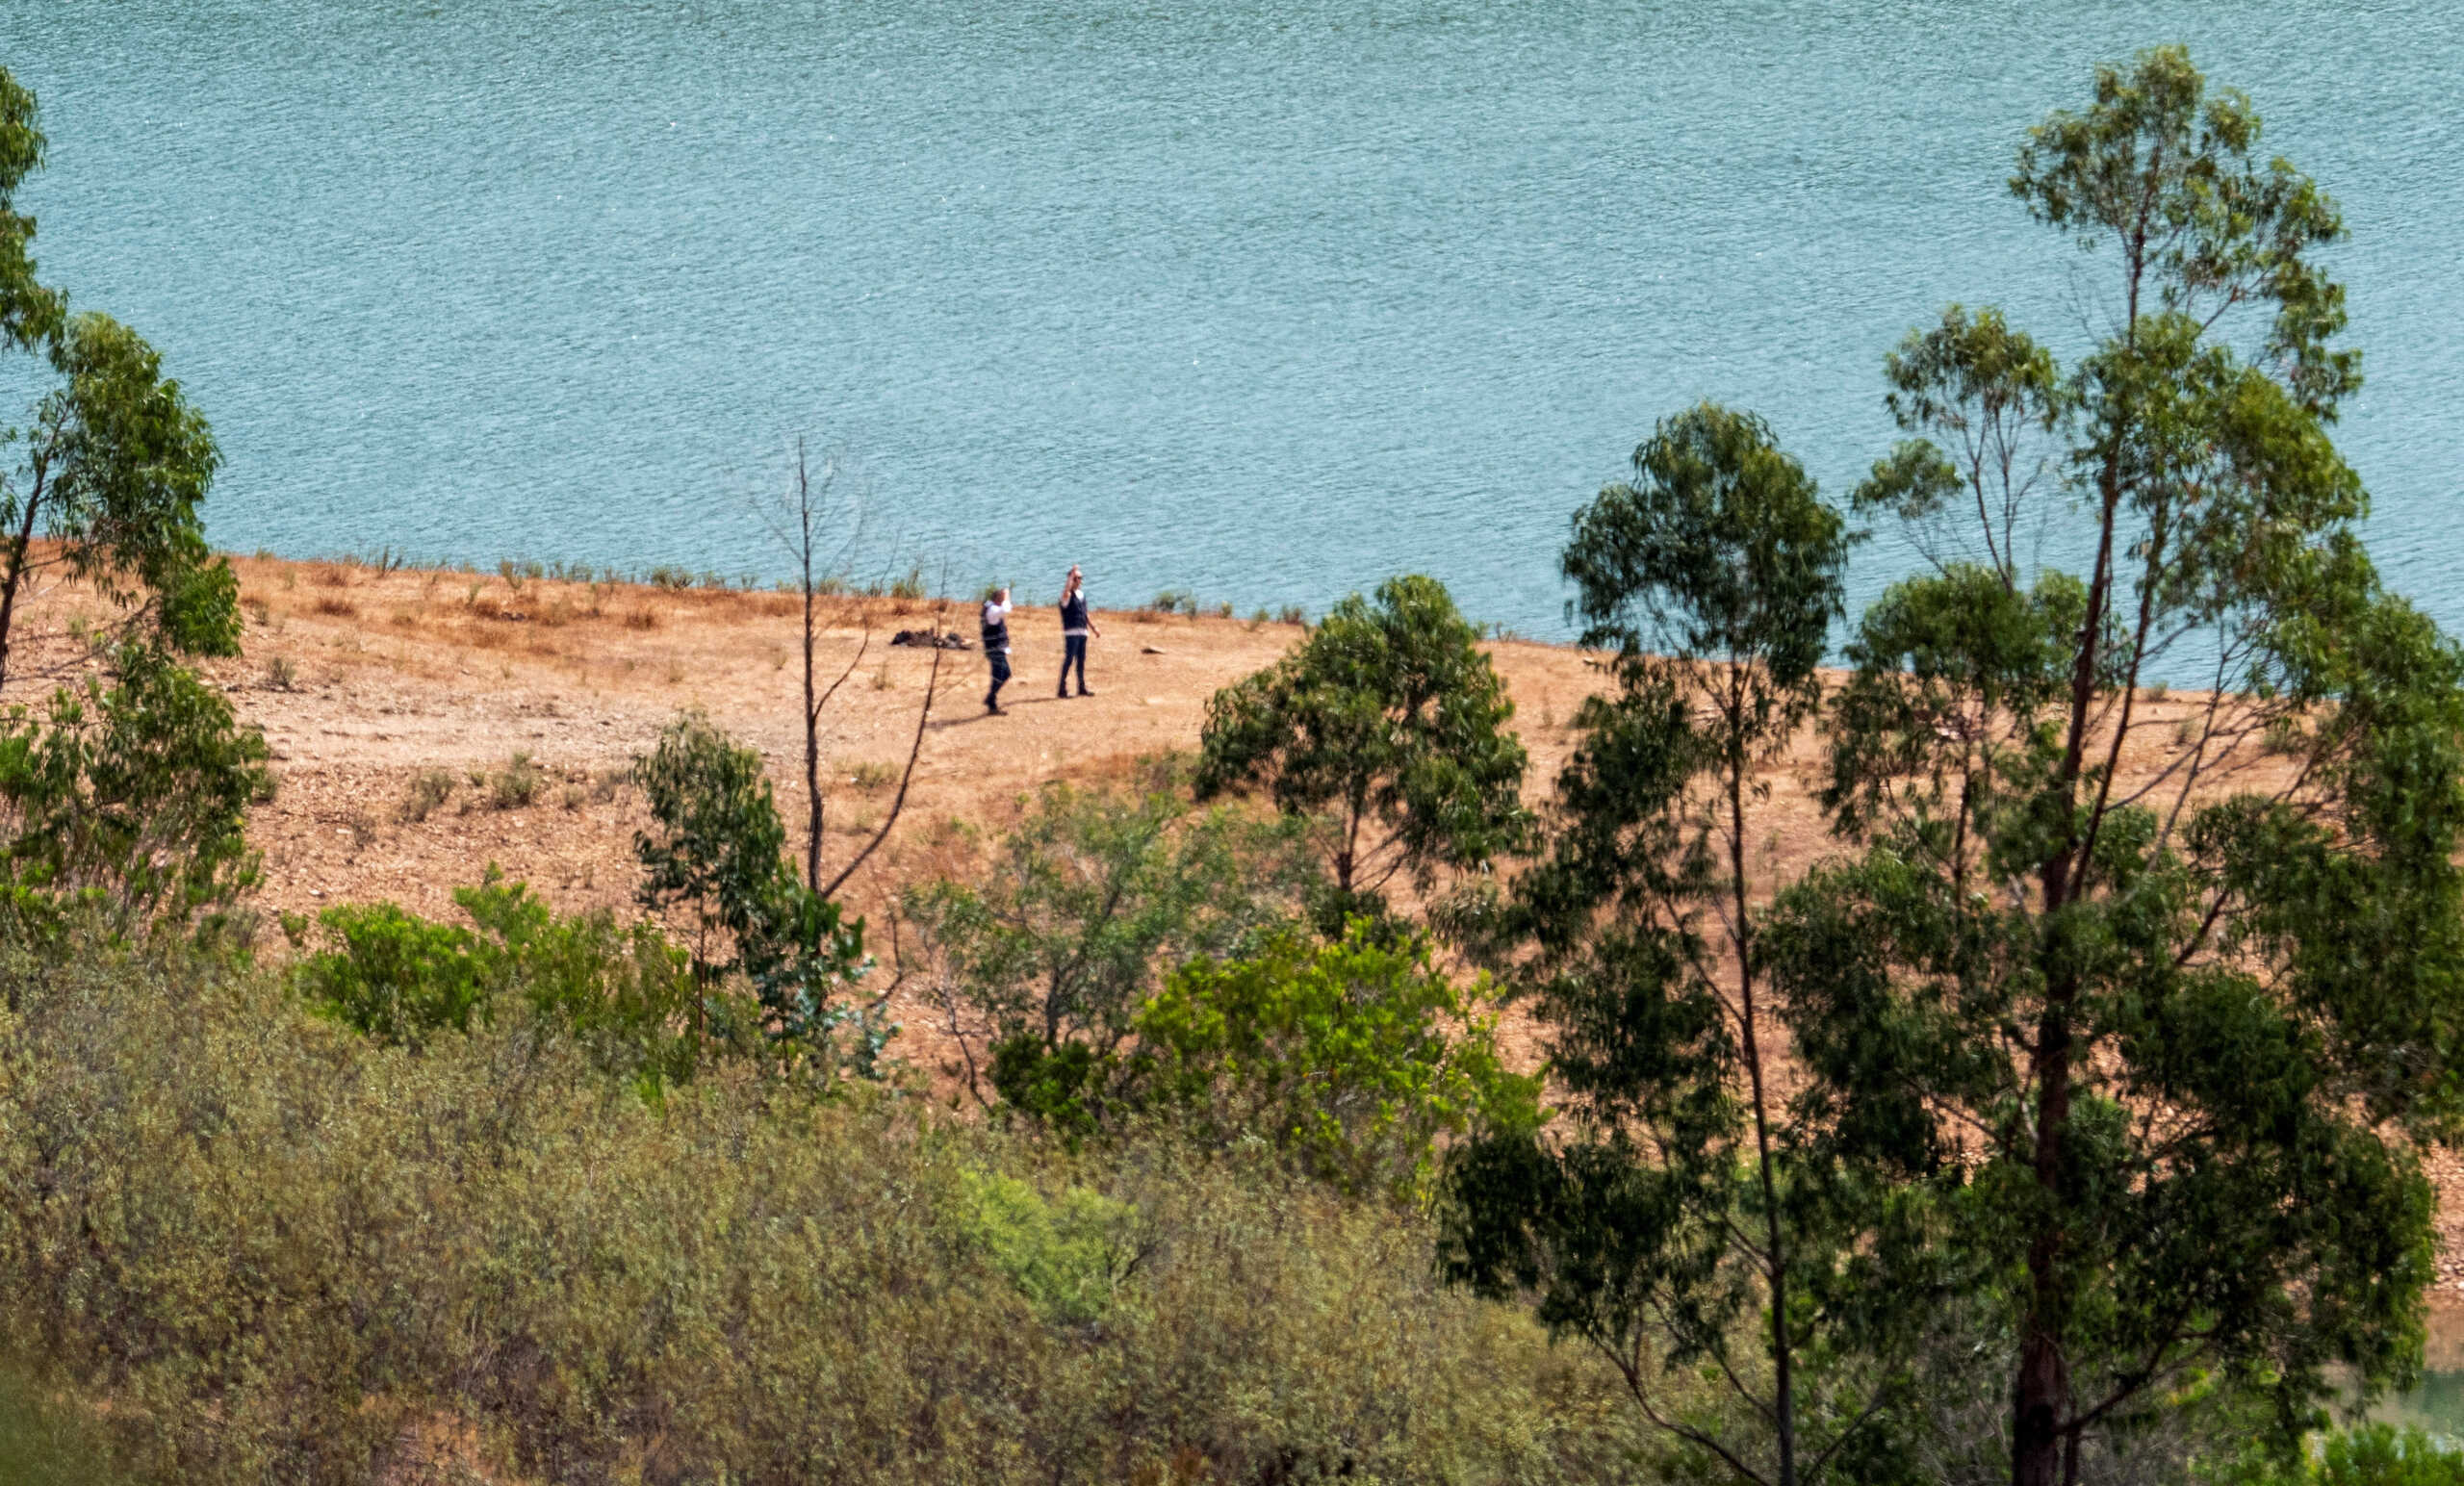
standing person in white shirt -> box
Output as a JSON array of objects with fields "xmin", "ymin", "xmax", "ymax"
[
  {"xmin": 1057, "ymin": 565, "xmax": 1100, "ymax": 698},
  {"xmin": 981, "ymin": 586, "xmax": 1014, "ymax": 715}
]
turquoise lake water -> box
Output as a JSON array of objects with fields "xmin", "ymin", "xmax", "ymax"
[{"xmin": 7, "ymin": 2, "xmax": 2462, "ymax": 633}]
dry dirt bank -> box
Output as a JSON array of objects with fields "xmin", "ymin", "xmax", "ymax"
[{"xmin": 12, "ymin": 551, "xmax": 2464, "ymax": 1299}]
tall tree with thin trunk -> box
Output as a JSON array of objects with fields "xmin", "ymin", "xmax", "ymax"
[
  {"xmin": 1782, "ymin": 46, "xmax": 2464, "ymax": 1485},
  {"xmin": 1450, "ymin": 49, "xmax": 2464, "ymax": 1484},
  {"xmin": 1441, "ymin": 404, "xmax": 1884, "ymax": 1486}
]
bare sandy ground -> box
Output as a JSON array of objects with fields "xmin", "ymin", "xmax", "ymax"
[{"xmin": 12, "ymin": 551, "xmax": 2464, "ymax": 1301}]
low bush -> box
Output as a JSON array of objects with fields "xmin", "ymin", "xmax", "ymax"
[
  {"xmin": 957, "ymin": 1167, "xmax": 1141, "ymax": 1326},
  {"xmin": 2313, "ymin": 1426, "xmax": 2464, "ymax": 1485},
  {"xmin": 1138, "ymin": 919, "xmax": 1545, "ymax": 1198},
  {"xmin": 487, "ymin": 750, "xmax": 541, "ymax": 809},
  {"xmin": 397, "ymin": 767, "xmax": 454, "ymax": 822},
  {"xmin": 2206, "ymin": 1422, "xmax": 2464, "ymax": 1485},
  {"xmin": 295, "ymin": 870, "xmax": 705, "ymax": 1087},
  {"xmin": 0, "ymin": 924, "xmax": 1648, "ymax": 1484},
  {"xmin": 295, "ymin": 898, "xmax": 490, "ymax": 1043},
  {"xmin": 904, "ymin": 773, "xmax": 1317, "ymax": 1131}
]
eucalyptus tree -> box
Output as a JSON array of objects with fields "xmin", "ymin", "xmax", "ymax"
[
  {"xmin": 1195, "ymin": 573, "xmax": 1528, "ymax": 906},
  {"xmin": 0, "ymin": 66, "xmax": 238, "ymax": 693},
  {"xmin": 0, "ymin": 67, "xmax": 257, "ymax": 934},
  {"xmin": 1786, "ymin": 46, "xmax": 2464, "ymax": 1485},
  {"xmin": 1449, "ymin": 47, "xmax": 2464, "ymax": 1486},
  {"xmin": 1441, "ymin": 405, "xmax": 1894, "ymax": 1486}
]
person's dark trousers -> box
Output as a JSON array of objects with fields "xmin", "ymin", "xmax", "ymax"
[
  {"xmin": 987, "ymin": 652, "xmax": 1011, "ymax": 709},
  {"xmin": 1060, "ymin": 634, "xmax": 1089, "ymax": 695}
]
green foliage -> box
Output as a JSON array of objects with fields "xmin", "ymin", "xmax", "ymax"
[
  {"xmin": 1139, "ymin": 919, "xmax": 1543, "ymax": 1198},
  {"xmin": 295, "ymin": 899, "xmax": 489, "ymax": 1043},
  {"xmin": 0, "ymin": 1365, "xmax": 132, "ymax": 1486},
  {"xmin": 1811, "ymin": 44, "xmax": 2453, "ymax": 1486},
  {"xmin": 2209, "ymin": 1424, "xmax": 2464, "ymax": 1486},
  {"xmin": 916, "ymin": 785, "xmax": 1531, "ymax": 1197},
  {"xmin": 0, "ymin": 66, "xmax": 64, "ymax": 353},
  {"xmin": 1445, "ymin": 404, "xmax": 1875, "ymax": 1486},
  {"xmin": 2313, "ymin": 1426, "xmax": 2464, "ymax": 1486},
  {"xmin": 0, "ymin": 643, "xmax": 268, "ymax": 928},
  {"xmin": 0, "ymin": 68, "xmax": 238, "ymax": 809},
  {"xmin": 0, "ymin": 924, "xmax": 1649, "ymax": 1483},
  {"xmin": 1806, "ymin": 46, "xmax": 2464, "ymax": 1486},
  {"xmin": 906, "ymin": 772, "xmax": 1316, "ymax": 1130},
  {"xmin": 957, "ymin": 1168, "xmax": 1142, "ymax": 1325},
  {"xmin": 295, "ymin": 871, "xmax": 707, "ymax": 1088},
  {"xmin": 5, "ymin": 307, "xmax": 236, "ymax": 676},
  {"xmin": 634, "ymin": 711, "xmax": 876, "ymax": 1070},
  {"xmin": 1562, "ymin": 400, "xmax": 1850, "ymax": 691},
  {"xmin": 1449, "ymin": 48, "xmax": 2464, "ymax": 1486},
  {"xmin": 1196, "ymin": 572, "xmax": 1529, "ymax": 895}
]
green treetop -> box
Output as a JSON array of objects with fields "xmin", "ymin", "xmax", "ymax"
[
  {"xmin": 1195, "ymin": 572, "xmax": 1528, "ymax": 908},
  {"xmin": 0, "ymin": 66, "xmax": 238, "ymax": 693}
]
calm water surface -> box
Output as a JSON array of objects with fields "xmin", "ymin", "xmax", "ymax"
[{"xmin": 8, "ymin": 2, "xmax": 2463, "ymax": 633}]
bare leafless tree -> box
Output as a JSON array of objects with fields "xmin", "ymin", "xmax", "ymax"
[{"xmin": 752, "ymin": 437, "xmax": 945, "ymax": 901}]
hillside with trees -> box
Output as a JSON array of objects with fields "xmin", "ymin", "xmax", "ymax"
[{"xmin": 4, "ymin": 45, "xmax": 2463, "ymax": 1486}]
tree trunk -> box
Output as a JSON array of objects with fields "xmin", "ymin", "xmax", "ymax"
[
  {"xmin": 802, "ymin": 552, "xmax": 822, "ymax": 889},
  {"xmin": 797, "ymin": 440, "xmax": 825, "ymax": 890},
  {"xmin": 0, "ymin": 461, "xmax": 47, "ymax": 697},
  {"xmin": 1729, "ymin": 757, "xmax": 1797, "ymax": 1486},
  {"xmin": 2012, "ymin": 442, "xmax": 2118, "ymax": 1486},
  {"xmin": 2012, "ymin": 994, "xmax": 2073, "ymax": 1486}
]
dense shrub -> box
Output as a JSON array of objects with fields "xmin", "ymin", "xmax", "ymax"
[
  {"xmin": 2200, "ymin": 1423, "xmax": 2464, "ymax": 1486},
  {"xmin": 1138, "ymin": 920, "xmax": 1546, "ymax": 1198},
  {"xmin": 634, "ymin": 711, "xmax": 876, "ymax": 1070},
  {"xmin": 2312, "ymin": 1427, "xmax": 2464, "ymax": 1486},
  {"xmin": 955, "ymin": 1168, "xmax": 1140, "ymax": 1326},
  {"xmin": 0, "ymin": 923, "xmax": 1652, "ymax": 1484},
  {"xmin": 295, "ymin": 870, "xmax": 705, "ymax": 1088},
  {"xmin": 905, "ymin": 773, "xmax": 1316, "ymax": 1129},
  {"xmin": 295, "ymin": 898, "xmax": 491, "ymax": 1042}
]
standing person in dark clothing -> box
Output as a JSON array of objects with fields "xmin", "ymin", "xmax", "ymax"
[
  {"xmin": 981, "ymin": 586, "xmax": 1013, "ymax": 715},
  {"xmin": 1057, "ymin": 565, "xmax": 1100, "ymax": 698}
]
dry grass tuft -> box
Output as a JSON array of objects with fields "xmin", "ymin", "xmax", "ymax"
[
  {"xmin": 398, "ymin": 769, "xmax": 456, "ymax": 823},
  {"xmin": 311, "ymin": 595, "xmax": 358, "ymax": 619}
]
